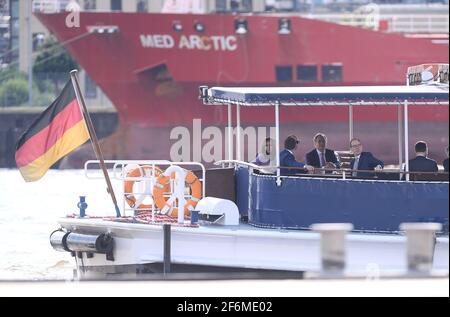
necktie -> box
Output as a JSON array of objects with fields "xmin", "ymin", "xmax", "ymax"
[
  {"xmin": 320, "ymin": 152, "xmax": 326, "ymax": 167},
  {"xmin": 352, "ymin": 156, "xmax": 360, "ymax": 177}
]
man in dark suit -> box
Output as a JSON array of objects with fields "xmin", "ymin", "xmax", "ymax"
[
  {"xmin": 408, "ymin": 141, "xmax": 438, "ymax": 173},
  {"xmin": 443, "ymin": 146, "xmax": 449, "ymax": 173},
  {"xmin": 280, "ymin": 135, "xmax": 313, "ymax": 175},
  {"xmin": 349, "ymin": 138, "xmax": 384, "ymax": 178},
  {"xmin": 305, "ymin": 133, "xmax": 340, "ymax": 172}
]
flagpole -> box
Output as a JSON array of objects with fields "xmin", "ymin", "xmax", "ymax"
[{"xmin": 70, "ymin": 70, "xmax": 121, "ymax": 217}]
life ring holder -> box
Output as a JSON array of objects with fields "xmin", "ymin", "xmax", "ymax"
[
  {"xmin": 123, "ymin": 165, "xmax": 170, "ymax": 211},
  {"xmin": 153, "ymin": 169, "xmax": 202, "ymax": 218}
]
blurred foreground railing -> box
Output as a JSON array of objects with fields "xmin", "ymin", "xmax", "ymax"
[{"xmin": 306, "ymin": 13, "xmax": 449, "ymax": 33}]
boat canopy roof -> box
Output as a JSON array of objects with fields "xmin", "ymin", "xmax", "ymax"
[{"xmin": 202, "ymin": 85, "xmax": 449, "ymax": 106}]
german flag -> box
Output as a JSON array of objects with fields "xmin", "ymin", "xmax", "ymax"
[{"xmin": 15, "ymin": 80, "xmax": 90, "ymax": 182}]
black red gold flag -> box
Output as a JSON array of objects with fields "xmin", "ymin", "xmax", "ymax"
[{"xmin": 15, "ymin": 80, "xmax": 90, "ymax": 182}]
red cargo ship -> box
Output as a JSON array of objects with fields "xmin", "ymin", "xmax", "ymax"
[{"xmin": 35, "ymin": 9, "xmax": 449, "ymax": 166}]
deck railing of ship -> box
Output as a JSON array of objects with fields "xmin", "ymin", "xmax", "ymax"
[{"xmin": 83, "ymin": 160, "xmax": 206, "ymax": 218}]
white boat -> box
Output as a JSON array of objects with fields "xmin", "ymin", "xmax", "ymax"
[{"xmin": 50, "ymin": 68, "xmax": 449, "ymax": 279}]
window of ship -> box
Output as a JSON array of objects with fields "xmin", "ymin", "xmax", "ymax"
[
  {"xmin": 265, "ymin": 0, "xmax": 296, "ymax": 12},
  {"xmin": 276, "ymin": 65, "xmax": 293, "ymax": 82},
  {"xmin": 241, "ymin": 0, "xmax": 253, "ymax": 12},
  {"xmin": 84, "ymin": 0, "xmax": 96, "ymax": 11},
  {"xmin": 297, "ymin": 65, "xmax": 318, "ymax": 82},
  {"xmin": 322, "ymin": 64, "xmax": 343, "ymax": 82},
  {"xmin": 216, "ymin": 0, "xmax": 227, "ymax": 12},
  {"xmin": 216, "ymin": 0, "xmax": 252, "ymax": 13},
  {"xmin": 110, "ymin": 0, "xmax": 122, "ymax": 11},
  {"xmin": 137, "ymin": 0, "xmax": 148, "ymax": 12}
]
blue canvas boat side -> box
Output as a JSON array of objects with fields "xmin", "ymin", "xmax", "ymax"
[
  {"xmin": 235, "ymin": 167, "xmax": 449, "ymax": 234},
  {"xmin": 236, "ymin": 166, "xmax": 250, "ymax": 217}
]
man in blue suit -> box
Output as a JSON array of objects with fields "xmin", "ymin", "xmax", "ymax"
[
  {"xmin": 305, "ymin": 133, "xmax": 341, "ymax": 172},
  {"xmin": 349, "ymin": 138, "xmax": 384, "ymax": 178},
  {"xmin": 279, "ymin": 135, "xmax": 313, "ymax": 175},
  {"xmin": 408, "ymin": 141, "xmax": 438, "ymax": 173}
]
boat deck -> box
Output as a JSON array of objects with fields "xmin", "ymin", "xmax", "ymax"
[{"xmin": 58, "ymin": 217, "xmax": 449, "ymax": 274}]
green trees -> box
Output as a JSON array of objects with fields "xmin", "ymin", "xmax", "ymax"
[
  {"xmin": 0, "ymin": 36, "xmax": 79, "ymax": 107},
  {"xmin": 33, "ymin": 36, "xmax": 79, "ymax": 92},
  {"xmin": 0, "ymin": 77, "xmax": 28, "ymax": 107},
  {"xmin": 0, "ymin": 72, "xmax": 54, "ymax": 107}
]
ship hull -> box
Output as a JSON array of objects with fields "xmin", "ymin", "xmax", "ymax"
[
  {"xmin": 61, "ymin": 120, "xmax": 448, "ymax": 168},
  {"xmin": 36, "ymin": 12, "xmax": 449, "ymax": 166}
]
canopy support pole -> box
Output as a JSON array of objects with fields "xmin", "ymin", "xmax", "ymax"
[
  {"xmin": 397, "ymin": 104, "xmax": 403, "ymax": 179},
  {"xmin": 227, "ymin": 103, "xmax": 232, "ymax": 167},
  {"xmin": 404, "ymin": 74, "xmax": 410, "ymax": 182},
  {"xmin": 404, "ymin": 99, "xmax": 410, "ymax": 181},
  {"xmin": 275, "ymin": 101, "xmax": 281, "ymax": 186},
  {"xmin": 236, "ymin": 102, "xmax": 241, "ymax": 162},
  {"xmin": 349, "ymin": 105, "xmax": 353, "ymax": 141}
]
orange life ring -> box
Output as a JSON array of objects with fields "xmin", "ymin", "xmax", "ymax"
[
  {"xmin": 124, "ymin": 165, "xmax": 170, "ymax": 210},
  {"xmin": 153, "ymin": 170, "xmax": 202, "ymax": 218}
]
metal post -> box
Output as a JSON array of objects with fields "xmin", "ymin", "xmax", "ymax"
[
  {"xmin": 275, "ymin": 101, "xmax": 281, "ymax": 186},
  {"xmin": 400, "ymin": 223, "xmax": 442, "ymax": 274},
  {"xmin": 397, "ymin": 105, "xmax": 403, "ymax": 173},
  {"xmin": 77, "ymin": 196, "xmax": 88, "ymax": 218},
  {"xmin": 404, "ymin": 100, "xmax": 409, "ymax": 181},
  {"xmin": 236, "ymin": 102, "xmax": 241, "ymax": 161},
  {"xmin": 404, "ymin": 74, "xmax": 410, "ymax": 181},
  {"xmin": 311, "ymin": 223, "xmax": 353, "ymax": 274},
  {"xmin": 70, "ymin": 70, "xmax": 121, "ymax": 217},
  {"xmin": 349, "ymin": 105, "xmax": 353, "ymax": 141},
  {"xmin": 163, "ymin": 224, "xmax": 171, "ymax": 275},
  {"xmin": 27, "ymin": 0, "xmax": 33, "ymax": 107},
  {"xmin": 228, "ymin": 103, "xmax": 232, "ymax": 164}
]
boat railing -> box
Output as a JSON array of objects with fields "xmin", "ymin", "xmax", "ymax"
[
  {"xmin": 84, "ymin": 160, "xmax": 206, "ymax": 217},
  {"xmin": 304, "ymin": 13, "xmax": 449, "ymax": 34},
  {"xmin": 215, "ymin": 160, "xmax": 260, "ymax": 170},
  {"xmin": 274, "ymin": 167, "xmax": 449, "ymax": 182},
  {"xmin": 216, "ymin": 160, "xmax": 449, "ymax": 182},
  {"xmin": 31, "ymin": 0, "xmax": 449, "ymax": 35},
  {"xmin": 32, "ymin": 0, "xmax": 71, "ymax": 13}
]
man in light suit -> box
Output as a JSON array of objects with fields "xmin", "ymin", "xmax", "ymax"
[
  {"xmin": 349, "ymin": 138, "xmax": 384, "ymax": 178},
  {"xmin": 279, "ymin": 135, "xmax": 313, "ymax": 175},
  {"xmin": 305, "ymin": 133, "xmax": 340, "ymax": 172},
  {"xmin": 408, "ymin": 141, "xmax": 438, "ymax": 173}
]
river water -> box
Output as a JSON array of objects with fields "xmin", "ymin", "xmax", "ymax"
[
  {"xmin": 1, "ymin": 169, "xmax": 448, "ymax": 297},
  {"xmin": 0, "ymin": 169, "xmax": 124, "ymax": 281}
]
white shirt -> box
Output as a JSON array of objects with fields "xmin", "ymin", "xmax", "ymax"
[
  {"xmin": 352, "ymin": 155, "xmax": 361, "ymax": 176},
  {"xmin": 316, "ymin": 149, "xmax": 326, "ymax": 167}
]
